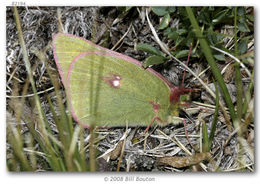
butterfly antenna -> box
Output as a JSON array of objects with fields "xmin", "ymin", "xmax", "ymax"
[{"xmin": 181, "ymin": 43, "xmax": 193, "ymax": 88}]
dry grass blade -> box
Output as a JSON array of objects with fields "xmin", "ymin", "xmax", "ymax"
[
  {"xmin": 111, "ymin": 23, "xmax": 132, "ymax": 50},
  {"xmin": 156, "ymin": 129, "xmax": 192, "ymax": 156},
  {"xmin": 7, "ymin": 87, "xmax": 54, "ymax": 98},
  {"xmin": 210, "ymin": 45, "xmax": 253, "ymax": 80},
  {"xmin": 116, "ymin": 123, "xmax": 129, "ymax": 171}
]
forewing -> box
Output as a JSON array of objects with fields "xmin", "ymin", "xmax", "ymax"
[{"xmin": 53, "ymin": 33, "xmax": 103, "ymax": 87}]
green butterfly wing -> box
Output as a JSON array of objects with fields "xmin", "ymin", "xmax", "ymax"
[
  {"xmin": 68, "ymin": 52, "xmax": 171, "ymax": 127},
  {"xmin": 53, "ymin": 33, "xmax": 113, "ymax": 87},
  {"xmin": 53, "ymin": 33, "xmax": 173, "ymax": 128}
]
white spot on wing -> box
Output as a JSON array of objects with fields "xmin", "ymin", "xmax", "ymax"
[{"xmin": 112, "ymin": 80, "xmax": 120, "ymax": 87}]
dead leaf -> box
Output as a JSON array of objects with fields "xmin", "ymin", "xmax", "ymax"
[
  {"xmin": 157, "ymin": 152, "xmax": 211, "ymax": 168},
  {"xmin": 223, "ymin": 63, "xmax": 234, "ymax": 83}
]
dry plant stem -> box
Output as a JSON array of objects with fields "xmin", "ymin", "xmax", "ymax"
[
  {"xmin": 68, "ymin": 125, "xmax": 81, "ymax": 171},
  {"xmin": 210, "ymin": 45, "xmax": 253, "ymax": 80},
  {"xmin": 7, "ymin": 67, "xmax": 23, "ymax": 84},
  {"xmin": 190, "ymin": 66, "xmax": 209, "ymax": 82},
  {"xmin": 89, "ymin": 126, "xmax": 96, "ymax": 171},
  {"xmin": 157, "ymin": 129, "xmax": 192, "ymax": 156},
  {"xmin": 145, "ymin": 8, "xmax": 232, "ymax": 130},
  {"xmin": 57, "ymin": 8, "xmax": 64, "ymax": 33},
  {"xmin": 223, "ymin": 163, "xmax": 254, "ymax": 172},
  {"xmin": 111, "ymin": 23, "xmax": 132, "ymax": 50},
  {"xmin": 221, "ymin": 62, "xmax": 232, "ymax": 75},
  {"xmin": 133, "ymin": 126, "xmax": 157, "ymax": 146},
  {"xmin": 7, "ymin": 87, "xmax": 54, "ymax": 98},
  {"xmin": 23, "ymin": 148, "xmax": 49, "ymax": 158},
  {"xmin": 182, "ymin": 43, "xmax": 193, "ymax": 87},
  {"xmin": 84, "ymin": 129, "xmax": 109, "ymax": 151},
  {"xmin": 79, "ymin": 126, "xmax": 87, "ymax": 171},
  {"xmin": 91, "ymin": 8, "xmax": 98, "ymax": 43},
  {"xmin": 192, "ymin": 101, "xmax": 228, "ymax": 111},
  {"xmin": 116, "ymin": 123, "xmax": 129, "ymax": 171},
  {"xmin": 143, "ymin": 126, "xmax": 158, "ymax": 150}
]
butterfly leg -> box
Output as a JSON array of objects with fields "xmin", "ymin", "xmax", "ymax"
[
  {"xmin": 143, "ymin": 116, "xmax": 161, "ymax": 134},
  {"xmin": 182, "ymin": 118, "xmax": 195, "ymax": 150}
]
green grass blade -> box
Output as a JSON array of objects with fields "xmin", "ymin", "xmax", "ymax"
[
  {"xmin": 7, "ymin": 125, "xmax": 33, "ymax": 171},
  {"xmin": 185, "ymin": 7, "xmax": 236, "ymax": 124},
  {"xmin": 13, "ymin": 7, "xmax": 67, "ymax": 171},
  {"xmin": 209, "ymin": 80, "xmax": 220, "ymax": 149},
  {"xmin": 234, "ymin": 7, "xmax": 243, "ymax": 122},
  {"xmin": 242, "ymin": 71, "xmax": 254, "ymax": 117},
  {"xmin": 202, "ymin": 121, "xmax": 209, "ymax": 152}
]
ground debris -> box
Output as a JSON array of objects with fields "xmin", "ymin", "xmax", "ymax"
[{"xmin": 157, "ymin": 152, "xmax": 211, "ymax": 168}]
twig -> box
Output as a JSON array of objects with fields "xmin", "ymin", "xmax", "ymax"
[
  {"xmin": 157, "ymin": 129, "xmax": 192, "ymax": 156},
  {"xmin": 6, "ymin": 87, "xmax": 55, "ymax": 98},
  {"xmin": 7, "ymin": 67, "xmax": 23, "ymax": 84}
]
